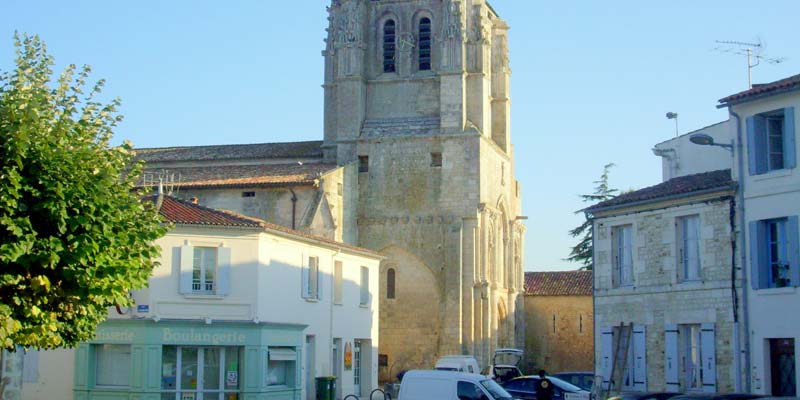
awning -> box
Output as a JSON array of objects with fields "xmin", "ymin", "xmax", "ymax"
[{"xmin": 269, "ymin": 348, "xmax": 297, "ymax": 361}]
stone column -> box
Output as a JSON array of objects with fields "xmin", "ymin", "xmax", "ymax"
[
  {"xmin": 441, "ymin": 221, "xmax": 464, "ymax": 355},
  {"xmin": 462, "ymin": 217, "xmax": 479, "ymax": 354}
]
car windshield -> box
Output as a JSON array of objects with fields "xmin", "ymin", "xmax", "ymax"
[
  {"xmin": 549, "ymin": 376, "xmax": 585, "ymax": 392},
  {"xmin": 481, "ymin": 379, "xmax": 514, "ymax": 400},
  {"xmin": 435, "ymin": 367, "xmax": 458, "ymax": 371}
]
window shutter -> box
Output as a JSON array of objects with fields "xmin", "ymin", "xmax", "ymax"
[
  {"xmin": 676, "ymin": 219, "xmax": 685, "ymax": 281},
  {"xmin": 632, "ymin": 325, "xmax": 647, "ymax": 392},
  {"xmin": 749, "ymin": 221, "xmax": 767, "ymax": 290},
  {"xmin": 785, "ymin": 107, "xmax": 796, "ymax": 169},
  {"xmin": 301, "ymin": 254, "xmax": 309, "ymax": 299},
  {"xmin": 179, "ymin": 245, "xmax": 194, "ymax": 294},
  {"xmin": 611, "ymin": 229, "xmax": 620, "ymax": 287},
  {"xmin": 747, "ymin": 116, "xmax": 769, "ymax": 175},
  {"xmin": 787, "ymin": 216, "xmax": 800, "ymax": 287},
  {"xmin": 665, "ymin": 324, "xmax": 679, "ymax": 392},
  {"xmin": 216, "ymin": 247, "xmax": 231, "ymax": 296},
  {"xmin": 314, "ymin": 257, "xmax": 321, "ymax": 300},
  {"xmin": 360, "ymin": 267, "xmax": 369, "ymax": 305},
  {"xmin": 600, "ymin": 327, "xmax": 614, "ymax": 387},
  {"xmin": 701, "ymin": 323, "xmax": 717, "ymax": 393}
]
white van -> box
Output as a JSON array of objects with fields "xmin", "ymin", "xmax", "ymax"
[
  {"xmin": 398, "ymin": 370, "xmax": 514, "ymax": 400},
  {"xmin": 435, "ymin": 355, "xmax": 481, "ymax": 374}
]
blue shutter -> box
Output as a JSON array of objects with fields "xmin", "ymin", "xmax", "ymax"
[
  {"xmin": 784, "ymin": 107, "xmax": 796, "ymax": 169},
  {"xmin": 665, "ymin": 325, "xmax": 680, "ymax": 392},
  {"xmin": 747, "ymin": 116, "xmax": 768, "ymax": 175},
  {"xmin": 747, "ymin": 117, "xmax": 758, "ymax": 175},
  {"xmin": 216, "ymin": 247, "xmax": 231, "ymax": 296},
  {"xmin": 179, "ymin": 245, "xmax": 194, "ymax": 294},
  {"xmin": 749, "ymin": 221, "xmax": 767, "ymax": 290},
  {"xmin": 301, "ymin": 254, "xmax": 309, "ymax": 299},
  {"xmin": 701, "ymin": 323, "xmax": 717, "ymax": 393},
  {"xmin": 787, "ymin": 216, "xmax": 800, "ymax": 287}
]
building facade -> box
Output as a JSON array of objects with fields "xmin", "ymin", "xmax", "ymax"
[
  {"xmin": 322, "ymin": 0, "xmax": 526, "ymax": 378},
  {"xmin": 590, "ymin": 170, "xmax": 740, "ymax": 395},
  {"xmin": 522, "ymin": 271, "xmax": 593, "ymax": 374},
  {"xmin": 719, "ymin": 74, "xmax": 800, "ymax": 397},
  {"xmin": 22, "ymin": 196, "xmax": 381, "ymax": 400}
]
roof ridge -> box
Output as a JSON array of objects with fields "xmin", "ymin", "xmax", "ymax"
[{"xmin": 136, "ymin": 139, "xmax": 324, "ymax": 152}]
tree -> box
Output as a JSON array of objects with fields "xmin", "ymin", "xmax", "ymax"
[
  {"xmin": 0, "ymin": 34, "xmax": 166, "ymax": 351},
  {"xmin": 566, "ymin": 163, "xmax": 618, "ymax": 270}
]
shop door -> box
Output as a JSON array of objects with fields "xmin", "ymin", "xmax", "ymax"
[
  {"xmin": 353, "ymin": 340, "xmax": 362, "ymax": 397},
  {"xmin": 162, "ymin": 346, "xmax": 241, "ymax": 400},
  {"xmin": 770, "ymin": 339, "xmax": 796, "ymax": 397}
]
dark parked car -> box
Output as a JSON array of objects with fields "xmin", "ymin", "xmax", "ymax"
[
  {"xmin": 502, "ymin": 375, "xmax": 591, "ymax": 400},
  {"xmin": 669, "ymin": 394, "xmax": 763, "ymax": 400},
  {"xmin": 607, "ymin": 392, "xmax": 683, "ymax": 400},
  {"xmin": 552, "ymin": 372, "xmax": 594, "ymax": 392}
]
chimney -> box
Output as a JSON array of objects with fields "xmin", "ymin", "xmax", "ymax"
[{"xmin": 190, "ymin": 197, "xmax": 199, "ymax": 204}]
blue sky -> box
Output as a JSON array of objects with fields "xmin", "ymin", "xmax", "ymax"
[{"xmin": 2, "ymin": 1, "xmax": 798, "ymax": 271}]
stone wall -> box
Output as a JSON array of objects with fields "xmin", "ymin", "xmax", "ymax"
[
  {"xmin": 523, "ymin": 295, "xmax": 594, "ymax": 374},
  {"xmin": 593, "ymin": 198, "xmax": 741, "ymax": 393}
]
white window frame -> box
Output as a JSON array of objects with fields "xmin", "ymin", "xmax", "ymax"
[
  {"xmin": 680, "ymin": 324, "xmax": 703, "ymax": 392},
  {"xmin": 766, "ymin": 218, "xmax": 790, "ymax": 288},
  {"xmin": 193, "ymin": 246, "xmax": 218, "ymax": 293},
  {"xmin": 766, "ymin": 113, "xmax": 786, "ymax": 171},
  {"xmin": 677, "ymin": 215, "xmax": 701, "ymax": 282},
  {"xmin": 161, "ymin": 346, "xmax": 241, "ymax": 399},
  {"xmin": 612, "ymin": 225, "xmax": 634, "ymax": 287}
]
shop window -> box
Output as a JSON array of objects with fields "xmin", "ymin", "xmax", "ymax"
[
  {"xmin": 161, "ymin": 346, "xmax": 241, "ymax": 399},
  {"xmin": 95, "ymin": 344, "xmax": 131, "ymax": 388},
  {"xmin": 267, "ymin": 348, "xmax": 297, "ymax": 387}
]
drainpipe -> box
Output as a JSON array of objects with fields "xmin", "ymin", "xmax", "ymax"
[
  {"xmin": 730, "ymin": 109, "xmax": 751, "ymax": 393},
  {"xmin": 289, "ymin": 189, "xmax": 298, "ymax": 230}
]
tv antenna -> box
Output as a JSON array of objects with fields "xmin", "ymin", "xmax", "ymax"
[{"xmin": 712, "ymin": 39, "xmax": 786, "ymax": 89}]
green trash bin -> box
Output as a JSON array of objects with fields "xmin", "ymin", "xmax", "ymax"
[{"xmin": 315, "ymin": 376, "xmax": 336, "ymax": 400}]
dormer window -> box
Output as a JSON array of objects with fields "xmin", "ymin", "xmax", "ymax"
[
  {"xmin": 418, "ymin": 18, "xmax": 432, "ymax": 71},
  {"xmin": 383, "ymin": 20, "xmax": 397, "ymax": 73}
]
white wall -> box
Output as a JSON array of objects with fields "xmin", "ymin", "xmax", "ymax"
[
  {"xmin": 653, "ymin": 120, "xmax": 733, "ymax": 181},
  {"xmin": 732, "ymin": 90, "xmax": 800, "ymax": 395}
]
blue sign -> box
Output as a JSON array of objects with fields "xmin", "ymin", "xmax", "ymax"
[{"xmin": 137, "ymin": 305, "xmax": 150, "ymax": 313}]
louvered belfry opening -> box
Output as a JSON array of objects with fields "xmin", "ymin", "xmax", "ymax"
[
  {"xmin": 383, "ymin": 20, "xmax": 396, "ymax": 73},
  {"xmin": 418, "ymin": 17, "xmax": 432, "ymax": 71}
]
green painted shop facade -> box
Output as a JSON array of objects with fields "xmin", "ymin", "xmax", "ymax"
[{"xmin": 73, "ymin": 319, "xmax": 306, "ymax": 400}]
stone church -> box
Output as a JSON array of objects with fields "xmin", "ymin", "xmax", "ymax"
[{"xmin": 136, "ymin": 0, "xmax": 525, "ymax": 381}]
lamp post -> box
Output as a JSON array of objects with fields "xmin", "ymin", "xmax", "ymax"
[
  {"xmin": 666, "ymin": 112, "xmax": 679, "ymax": 137},
  {"xmin": 689, "ymin": 133, "xmax": 734, "ymax": 152}
]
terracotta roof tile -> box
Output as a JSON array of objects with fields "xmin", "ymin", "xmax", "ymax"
[
  {"xmin": 586, "ymin": 169, "xmax": 733, "ymax": 213},
  {"xmin": 156, "ymin": 196, "xmax": 381, "ymax": 257},
  {"xmin": 524, "ymin": 271, "xmax": 593, "ymax": 296},
  {"xmin": 142, "ymin": 163, "xmax": 339, "ymax": 189},
  {"xmin": 719, "ymin": 73, "xmax": 800, "ymax": 105},
  {"xmin": 135, "ymin": 140, "xmax": 324, "ymax": 163}
]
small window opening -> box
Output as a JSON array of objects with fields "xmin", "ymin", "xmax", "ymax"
[
  {"xmin": 337, "ymin": 183, "xmax": 343, "ymax": 196},
  {"xmin": 242, "ymin": 191, "xmax": 256, "ymax": 198},
  {"xmin": 431, "ymin": 152, "xmax": 442, "ymax": 167},
  {"xmin": 418, "ymin": 18, "xmax": 432, "ymax": 71},
  {"xmin": 359, "ymin": 156, "xmax": 369, "ymax": 173},
  {"xmin": 387, "ymin": 268, "xmax": 396, "ymax": 299},
  {"xmin": 383, "ymin": 20, "xmax": 397, "ymax": 73}
]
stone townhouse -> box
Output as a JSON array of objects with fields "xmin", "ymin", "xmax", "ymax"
[
  {"xmin": 130, "ymin": 0, "xmax": 527, "ymax": 383},
  {"xmin": 522, "ymin": 271, "xmax": 594, "ymax": 374},
  {"xmin": 589, "ymin": 169, "xmax": 740, "ymax": 395},
  {"xmin": 717, "ymin": 74, "xmax": 800, "ymax": 397}
]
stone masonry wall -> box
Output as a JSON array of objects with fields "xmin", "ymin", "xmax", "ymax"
[
  {"xmin": 523, "ymin": 295, "xmax": 594, "ymax": 374},
  {"xmin": 594, "ymin": 198, "xmax": 740, "ymax": 393}
]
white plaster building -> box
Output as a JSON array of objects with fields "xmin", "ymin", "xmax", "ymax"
[
  {"xmin": 654, "ymin": 121, "xmax": 733, "ymax": 182},
  {"xmin": 23, "ymin": 196, "xmax": 381, "ymax": 400},
  {"xmin": 718, "ymin": 74, "xmax": 800, "ymax": 397}
]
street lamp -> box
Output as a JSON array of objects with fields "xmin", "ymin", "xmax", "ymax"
[
  {"xmin": 689, "ymin": 133, "xmax": 734, "ymax": 152},
  {"xmin": 666, "ymin": 112, "xmax": 679, "ymax": 137}
]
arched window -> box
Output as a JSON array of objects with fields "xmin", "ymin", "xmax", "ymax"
[
  {"xmin": 418, "ymin": 17, "xmax": 432, "ymax": 71},
  {"xmin": 383, "ymin": 20, "xmax": 397, "ymax": 73},
  {"xmin": 387, "ymin": 268, "xmax": 396, "ymax": 299}
]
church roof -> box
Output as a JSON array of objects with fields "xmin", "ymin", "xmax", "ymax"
[
  {"xmin": 156, "ymin": 195, "xmax": 382, "ymax": 257},
  {"xmin": 524, "ymin": 271, "xmax": 593, "ymax": 296},
  {"xmin": 135, "ymin": 140, "xmax": 324, "ymax": 163},
  {"xmin": 143, "ymin": 162, "xmax": 339, "ymax": 189}
]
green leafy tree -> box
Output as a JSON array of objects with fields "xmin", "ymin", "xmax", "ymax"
[
  {"xmin": 0, "ymin": 34, "xmax": 166, "ymax": 350},
  {"xmin": 566, "ymin": 163, "xmax": 618, "ymax": 270}
]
